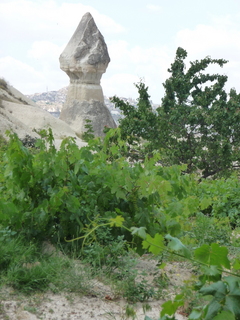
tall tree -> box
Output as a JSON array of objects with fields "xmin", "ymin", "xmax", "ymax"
[{"xmin": 112, "ymin": 47, "xmax": 240, "ymax": 178}]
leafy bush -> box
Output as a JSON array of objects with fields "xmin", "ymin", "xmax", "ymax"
[
  {"xmin": 185, "ymin": 213, "xmax": 231, "ymax": 246},
  {"xmin": 112, "ymin": 48, "xmax": 240, "ymax": 178},
  {"xmin": 197, "ymin": 175, "xmax": 240, "ymax": 228},
  {"xmin": 0, "ymin": 129, "xmax": 201, "ymax": 251},
  {"xmin": 1, "ymin": 127, "xmax": 240, "ymax": 316}
]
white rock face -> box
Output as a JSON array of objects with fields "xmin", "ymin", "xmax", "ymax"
[
  {"xmin": 59, "ymin": 12, "xmax": 116, "ymax": 136},
  {"xmin": 60, "ymin": 100, "xmax": 116, "ymax": 138},
  {"xmin": 0, "ymin": 84, "xmax": 87, "ymax": 149}
]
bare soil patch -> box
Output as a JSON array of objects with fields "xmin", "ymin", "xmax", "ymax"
[{"xmin": 0, "ymin": 257, "xmax": 192, "ymax": 320}]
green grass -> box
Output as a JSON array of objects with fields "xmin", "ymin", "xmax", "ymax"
[
  {"xmin": 0, "ymin": 229, "xmax": 159, "ymax": 303},
  {"xmin": 0, "ymin": 230, "xmax": 91, "ymax": 295}
]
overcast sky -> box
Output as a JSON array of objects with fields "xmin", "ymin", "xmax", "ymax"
[{"xmin": 1, "ymin": 0, "xmax": 240, "ymax": 104}]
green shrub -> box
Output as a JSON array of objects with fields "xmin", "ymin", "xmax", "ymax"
[{"xmin": 0, "ymin": 129, "xmax": 200, "ymax": 251}]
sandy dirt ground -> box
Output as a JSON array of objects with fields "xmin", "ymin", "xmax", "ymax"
[
  {"xmin": 1, "ymin": 292, "xmax": 187, "ymax": 320},
  {"xmin": 0, "ymin": 259, "xmax": 191, "ymax": 320}
]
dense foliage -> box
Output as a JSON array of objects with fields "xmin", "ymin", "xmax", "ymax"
[
  {"xmin": 1, "ymin": 130, "xmax": 240, "ymax": 318},
  {"xmin": 112, "ymin": 47, "xmax": 240, "ymax": 178},
  {"xmin": 0, "ymin": 129, "xmax": 200, "ymax": 248},
  {"xmin": 1, "ymin": 47, "xmax": 240, "ymax": 319}
]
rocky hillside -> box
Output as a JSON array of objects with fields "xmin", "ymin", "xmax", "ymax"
[
  {"xmin": 0, "ymin": 78, "xmax": 86, "ymax": 148},
  {"xmin": 27, "ymin": 88, "xmax": 126, "ymax": 124},
  {"xmin": 27, "ymin": 88, "xmax": 158, "ymax": 124}
]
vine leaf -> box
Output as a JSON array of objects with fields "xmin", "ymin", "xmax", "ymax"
[
  {"xmin": 212, "ymin": 310, "xmax": 235, "ymax": 320},
  {"xmin": 165, "ymin": 234, "xmax": 191, "ymax": 258},
  {"xmin": 144, "ymin": 317, "xmax": 153, "ymax": 320},
  {"xmin": 160, "ymin": 294, "xmax": 184, "ymax": 317},
  {"xmin": 188, "ymin": 308, "xmax": 203, "ymax": 320},
  {"xmin": 194, "ymin": 243, "xmax": 230, "ymax": 269},
  {"xmin": 224, "ymin": 276, "xmax": 240, "ymax": 316},
  {"xmin": 201, "ymin": 265, "xmax": 221, "ymax": 277},
  {"xmin": 189, "ymin": 307, "xmax": 235, "ymax": 320},
  {"xmin": 200, "ymin": 281, "xmax": 226, "ymax": 299},
  {"xmin": 232, "ymin": 259, "xmax": 240, "ymax": 270},
  {"xmin": 200, "ymin": 197, "xmax": 212, "ymax": 210},
  {"xmin": 142, "ymin": 233, "xmax": 164, "ymax": 255},
  {"xmin": 131, "ymin": 226, "xmax": 147, "ymax": 239},
  {"xmin": 198, "ymin": 265, "xmax": 222, "ymax": 283},
  {"xmin": 203, "ymin": 299, "xmax": 222, "ymax": 320},
  {"xmin": 166, "ymin": 220, "xmax": 181, "ymax": 237},
  {"xmin": 109, "ymin": 215, "xmax": 125, "ymax": 227},
  {"xmin": 199, "ymin": 276, "xmax": 240, "ymax": 319},
  {"xmin": 0, "ymin": 201, "xmax": 18, "ymax": 220}
]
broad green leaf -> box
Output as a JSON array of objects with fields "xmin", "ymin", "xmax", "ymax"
[
  {"xmin": 200, "ymin": 277, "xmax": 240, "ymax": 319},
  {"xmin": 138, "ymin": 174, "xmax": 171, "ymax": 197},
  {"xmin": 213, "ymin": 310, "xmax": 235, "ymax": 320},
  {"xmin": 142, "ymin": 233, "xmax": 164, "ymax": 255},
  {"xmin": 183, "ymin": 196, "xmax": 199, "ymax": 215},
  {"xmin": 158, "ymin": 262, "xmax": 167, "ymax": 269},
  {"xmin": 188, "ymin": 308, "xmax": 203, "ymax": 320},
  {"xmin": 160, "ymin": 301, "xmax": 178, "ymax": 317},
  {"xmin": 0, "ymin": 201, "xmax": 18, "ymax": 220},
  {"xmin": 66, "ymin": 195, "xmax": 80, "ymax": 209},
  {"xmin": 111, "ymin": 184, "xmax": 127, "ymax": 199},
  {"xmin": 166, "ymin": 201, "xmax": 183, "ymax": 217},
  {"xmin": 160, "ymin": 297, "xmax": 183, "ymax": 317},
  {"xmin": 130, "ymin": 226, "xmax": 147, "ymax": 239},
  {"xmin": 165, "ymin": 234, "xmax": 191, "ymax": 258},
  {"xmin": 166, "ymin": 220, "xmax": 181, "ymax": 236},
  {"xmin": 194, "ymin": 244, "xmax": 209, "ymax": 263},
  {"xmin": 200, "ymin": 281, "xmax": 226, "ymax": 299},
  {"xmin": 116, "ymin": 189, "xmax": 127, "ymax": 199},
  {"xmin": 201, "ymin": 265, "xmax": 221, "ymax": 277},
  {"xmin": 233, "ymin": 259, "xmax": 240, "ymax": 270},
  {"xmin": 109, "ymin": 215, "xmax": 125, "ymax": 227},
  {"xmin": 198, "ymin": 265, "xmax": 222, "ymax": 283},
  {"xmin": 203, "ymin": 300, "xmax": 222, "ymax": 320},
  {"xmin": 194, "ymin": 243, "xmax": 230, "ymax": 269},
  {"xmin": 74, "ymin": 160, "xmax": 84, "ymax": 174},
  {"xmin": 144, "ymin": 317, "xmax": 153, "ymax": 320},
  {"xmin": 224, "ymin": 276, "xmax": 240, "ymax": 316},
  {"xmin": 200, "ymin": 197, "xmax": 212, "ymax": 210}
]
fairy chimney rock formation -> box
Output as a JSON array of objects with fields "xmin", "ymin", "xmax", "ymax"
[{"xmin": 59, "ymin": 12, "xmax": 116, "ymax": 137}]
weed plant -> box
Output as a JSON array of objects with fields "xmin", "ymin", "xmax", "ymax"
[
  {"xmin": 184, "ymin": 213, "xmax": 232, "ymax": 246},
  {"xmin": 82, "ymin": 227, "xmax": 128, "ymax": 269},
  {"xmin": 82, "ymin": 232, "xmax": 158, "ymax": 303}
]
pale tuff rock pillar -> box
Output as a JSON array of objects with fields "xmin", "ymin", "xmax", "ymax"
[{"xmin": 59, "ymin": 12, "xmax": 116, "ymax": 137}]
